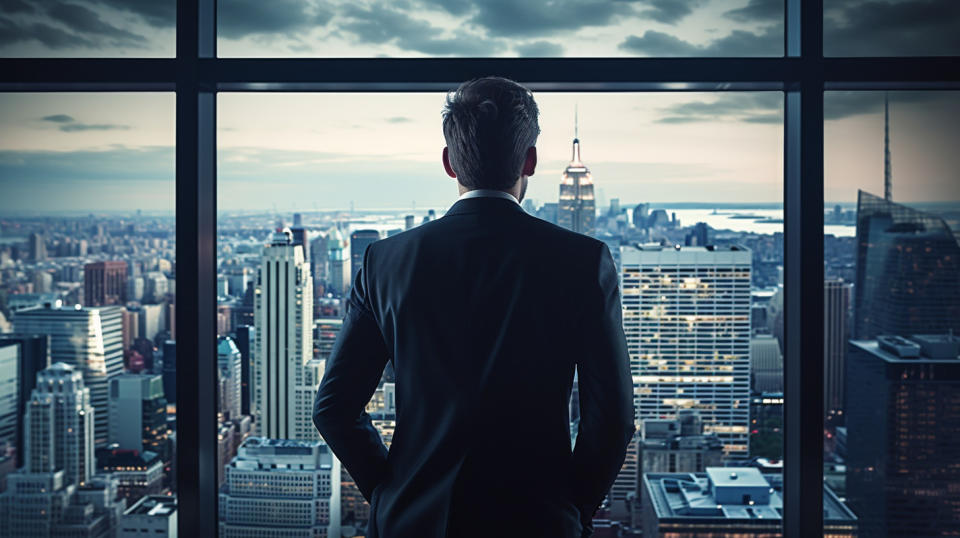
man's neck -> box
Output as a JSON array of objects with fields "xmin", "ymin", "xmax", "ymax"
[{"xmin": 458, "ymin": 182, "xmax": 522, "ymax": 202}]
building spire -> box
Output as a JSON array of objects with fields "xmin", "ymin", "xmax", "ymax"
[
  {"xmin": 884, "ymin": 92, "xmax": 892, "ymax": 201},
  {"xmin": 572, "ymin": 104, "xmax": 581, "ymax": 162}
]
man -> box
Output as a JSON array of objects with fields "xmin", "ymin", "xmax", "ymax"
[{"xmin": 314, "ymin": 77, "xmax": 635, "ymax": 538}]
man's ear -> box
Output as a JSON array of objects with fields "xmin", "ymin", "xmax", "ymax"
[
  {"xmin": 442, "ymin": 147, "xmax": 457, "ymax": 179},
  {"xmin": 522, "ymin": 146, "xmax": 537, "ymax": 177}
]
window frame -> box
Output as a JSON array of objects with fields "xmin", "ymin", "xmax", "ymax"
[{"xmin": 2, "ymin": 0, "xmax": 959, "ymax": 536}]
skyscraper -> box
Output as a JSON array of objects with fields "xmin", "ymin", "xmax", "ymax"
[
  {"xmin": 824, "ymin": 279, "xmax": 851, "ymax": 420},
  {"xmin": 327, "ymin": 227, "xmax": 350, "ymax": 296},
  {"xmin": 314, "ymin": 318, "xmax": 342, "ymax": 361},
  {"xmin": 291, "ymin": 226, "xmax": 309, "ymax": 262},
  {"xmin": 557, "ymin": 113, "xmax": 596, "ymax": 236},
  {"xmin": 846, "ymin": 335, "xmax": 960, "ymax": 537},
  {"xmin": 161, "ymin": 340, "xmax": 176, "ymax": 405},
  {"xmin": 853, "ymin": 190, "xmax": 960, "ymax": 339},
  {"xmin": 84, "ymin": 261, "xmax": 128, "ymax": 306},
  {"xmin": 350, "ymin": 229, "xmax": 381, "ymax": 283},
  {"xmin": 621, "ymin": 244, "xmax": 752, "ymax": 457},
  {"xmin": 14, "ymin": 305, "xmax": 124, "ymax": 446},
  {"xmin": 0, "ymin": 344, "xmax": 17, "ymax": 460},
  {"xmin": 750, "ymin": 334, "xmax": 783, "ymax": 393},
  {"xmin": 108, "ymin": 373, "xmax": 168, "ymax": 455},
  {"xmin": 28, "ymin": 232, "xmax": 46, "ymax": 262},
  {"xmin": 218, "ymin": 336, "xmax": 242, "ymax": 421},
  {"xmin": 234, "ymin": 326, "xmax": 254, "ymax": 417},
  {"xmin": 253, "ymin": 228, "xmax": 316, "ymax": 440},
  {"xmin": 0, "ymin": 334, "xmax": 49, "ymax": 466},
  {"xmin": 219, "ymin": 437, "xmax": 341, "ymax": 538},
  {"xmin": 25, "ymin": 363, "xmax": 95, "ymax": 487}
]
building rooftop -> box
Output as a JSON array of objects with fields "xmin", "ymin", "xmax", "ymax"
[
  {"xmin": 125, "ymin": 495, "xmax": 177, "ymax": 517},
  {"xmin": 853, "ymin": 335, "xmax": 960, "ymax": 364}
]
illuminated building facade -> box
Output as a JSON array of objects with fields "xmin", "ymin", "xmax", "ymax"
[
  {"xmin": 621, "ymin": 245, "xmax": 752, "ymax": 457},
  {"xmin": 853, "ymin": 190, "xmax": 960, "ymax": 340},
  {"xmin": 557, "ymin": 124, "xmax": 595, "ymax": 235},
  {"xmin": 846, "ymin": 336, "xmax": 960, "ymax": 537},
  {"xmin": 253, "ymin": 229, "xmax": 317, "ymax": 441}
]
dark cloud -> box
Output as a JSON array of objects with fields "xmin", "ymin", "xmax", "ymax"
[
  {"xmin": 218, "ymin": 0, "xmax": 333, "ymax": 39},
  {"xmin": 0, "ymin": 146, "xmax": 173, "ymax": 182},
  {"xmin": 655, "ymin": 93, "xmax": 782, "ymax": 124},
  {"xmin": 824, "ymin": 91, "xmax": 957, "ymax": 120},
  {"xmin": 636, "ymin": 0, "xmax": 705, "ymax": 25},
  {"xmin": 0, "ymin": 15, "xmax": 95, "ymax": 49},
  {"xmin": 468, "ymin": 0, "xmax": 634, "ymax": 37},
  {"xmin": 514, "ymin": 40, "xmax": 565, "ymax": 56},
  {"xmin": 339, "ymin": 4, "xmax": 505, "ymax": 55},
  {"xmin": 724, "ymin": 0, "xmax": 781, "ymax": 22},
  {"xmin": 95, "ymin": 0, "xmax": 175, "ymax": 28},
  {"xmin": 619, "ymin": 26, "xmax": 781, "ymax": 56},
  {"xmin": 59, "ymin": 123, "xmax": 130, "ymax": 132},
  {"xmin": 418, "ymin": 0, "xmax": 474, "ymax": 16},
  {"xmin": 0, "ymin": 0, "xmax": 34, "ymax": 14},
  {"xmin": 41, "ymin": 114, "xmax": 75, "ymax": 123},
  {"xmin": 824, "ymin": 0, "xmax": 960, "ymax": 56},
  {"xmin": 47, "ymin": 2, "xmax": 147, "ymax": 47},
  {"xmin": 386, "ymin": 116, "xmax": 413, "ymax": 123}
]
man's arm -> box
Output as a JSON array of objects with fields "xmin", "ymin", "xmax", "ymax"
[
  {"xmin": 313, "ymin": 246, "xmax": 390, "ymax": 501},
  {"xmin": 570, "ymin": 243, "xmax": 636, "ymax": 532}
]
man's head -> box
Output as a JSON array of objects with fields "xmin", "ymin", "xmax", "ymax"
[{"xmin": 441, "ymin": 77, "xmax": 540, "ymax": 197}]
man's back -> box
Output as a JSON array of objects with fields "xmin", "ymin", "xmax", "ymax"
[{"xmin": 314, "ymin": 195, "xmax": 635, "ymax": 537}]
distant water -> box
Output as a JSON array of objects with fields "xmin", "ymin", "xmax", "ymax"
[{"xmin": 662, "ymin": 208, "xmax": 856, "ymax": 237}]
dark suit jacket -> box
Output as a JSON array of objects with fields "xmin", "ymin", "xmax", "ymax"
[{"xmin": 314, "ymin": 195, "xmax": 635, "ymax": 538}]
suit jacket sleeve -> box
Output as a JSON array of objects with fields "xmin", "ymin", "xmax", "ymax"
[
  {"xmin": 570, "ymin": 242, "xmax": 636, "ymax": 525},
  {"xmin": 313, "ymin": 245, "xmax": 390, "ymax": 501}
]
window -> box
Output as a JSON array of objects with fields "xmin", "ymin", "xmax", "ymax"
[{"xmin": 3, "ymin": 0, "xmax": 956, "ymax": 537}]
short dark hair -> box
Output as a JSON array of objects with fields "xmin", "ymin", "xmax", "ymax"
[{"xmin": 442, "ymin": 77, "xmax": 540, "ymax": 190}]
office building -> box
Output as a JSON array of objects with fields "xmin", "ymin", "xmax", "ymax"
[
  {"xmin": 750, "ymin": 334, "xmax": 782, "ymax": 393},
  {"xmin": 108, "ymin": 373, "xmax": 168, "ymax": 455},
  {"xmin": 84, "ymin": 261, "xmax": 128, "ymax": 306},
  {"xmin": 291, "ymin": 226, "xmax": 309, "ymax": 262},
  {"xmin": 327, "ymin": 227, "xmax": 350, "ymax": 296},
  {"xmin": 25, "ymin": 363, "xmax": 95, "ymax": 487},
  {"xmin": 0, "ymin": 334, "xmax": 49, "ymax": 465},
  {"xmin": 15, "ymin": 305, "xmax": 124, "ymax": 445},
  {"xmin": 219, "ymin": 437, "xmax": 340, "ymax": 538},
  {"xmin": 96, "ymin": 446, "xmax": 164, "ymax": 501},
  {"xmin": 314, "ymin": 318, "xmax": 342, "ymax": 360},
  {"xmin": 310, "ymin": 233, "xmax": 329, "ymax": 288},
  {"xmin": 0, "ymin": 344, "xmax": 17, "ymax": 463},
  {"xmin": 161, "ymin": 340, "xmax": 176, "ymax": 405},
  {"xmin": 824, "ymin": 279, "xmax": 851, "ymax": 420},
  {"xmin": 640, "ymin": 412, "xmax": 724, "ymax": 476},
  {"xmin": 0, "ymin": 471, "xmax": 73, "ymax": 537},
  {"xmin": 641, "ymin": 468, "xmax": 856, "ymax": 537},
  {"xmin": 234, "ymin": 326, "xmax": 254, "ymax": 416},
  {"xmin": 853, "ymin": 190, "xmax": 960, "ymax": 339},
  {"xmin": 621, "ymin": 244, "xmax": 752, "ymax": 457},
  {"xmin": 253, "ymin": 228, "xmax": 317, "ymax": 440},
  {"xmin": 28, "ymin": 231, "xmax": 47, "ymax": 262},
  {"xmin": 350, "ymin": 229, "xmax": 381, "ymax": 283},
  {"xmin": 120, "ymin": 495, "xmax": 177, "ymax": 538},
  {"xmin": 846, "ymin": 335, "xmax": 960, "ymax": 537},
  {"xmin": 557, "ymin": 120, "xmax": 596, "ymax": 235},
  {"xmin": 218, "ymin": 336, "xmax": 243, "ymax": 421}
]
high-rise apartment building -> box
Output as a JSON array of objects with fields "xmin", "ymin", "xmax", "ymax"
[
  {"xmin": 218, "ymin": 336, "xmax": 243, "ymax": 421},
  {"xmin": 750, "ymin": 334, "xmax": 783, "ymax": 393},
  {"xmin": 621, "ymin": 244, "xmax": 752, "ymax": 457},
  {"xmin": 557, "ymin": 125, "xmax": 596, "ymax": 235},
  {"xmin": 253, "ymin": 228, "xmax": 317, "ymax": 440},
  {"xmin": 846, "ymin": 335, "xmax": 960, "ymax": 537},
  {"xmin": 349, "ymin": 229, "xmax": 381, "ymax": 283},
  {"xmin": 824, "ymin": 279, "xmax": 851, "ymax": 420},
  {"xmin": 84, "ymin": 261, "xmax": 128, "ymax": 307},
  {"xmin": 25, "ymin": 363, "xmax": 95, "ymax": 487},
  {"xmin": 314, "ymin": 318, "xmax": 342, "ymax": 361},
  {"xmin": 15, "ymin": 305, "xmax": 124, "ymax": 446},
  {"xmin": 108, "ymin": 373, "xmax": 167, "ymax": 455},
  {"xmin": 0, "ymin": 334, "xmax": 49, "ymax": 466},
  {"xmin": 326, "ymin": 227, "xmax": 350, "ymax": 296},
  {"xmin": 28, "ymin": 232, "xmax": 47, "ymax": 262},
  {"xmin": 219, "ymin": 437, "xmax": 340, "ymax": 538},
  {"xmin": 853, "ymin": 190, "xmax": 960, "ymax": 339}
]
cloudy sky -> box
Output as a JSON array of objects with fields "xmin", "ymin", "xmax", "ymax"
[{"xmin": 0, "ymin": 0, "xmax": 958, "ymax": 213}]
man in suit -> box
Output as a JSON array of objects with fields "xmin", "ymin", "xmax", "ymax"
[{"xmin": 314, "ymin": 77, "xmax": 635, "ymax": 538}]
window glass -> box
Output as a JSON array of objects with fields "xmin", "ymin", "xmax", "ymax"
[
  {"xmin": 822, "ymin": 90, "xmax": 960, "ymax": 536},
  {"xmin": 0, "ymin": 93, "xmax": 177, "ymax": 530},
  {"xmin": 824, "ymin": 0, "xmax": 960, "ymax": 56},
  {"xmin": 0, "ymin": 1, "xmax": 175, "ymax": 57},
  {"xmin": 217, "ymin": 91, "xmax": 785, "ymax": 536},
  {"xmin": 217, "ymin": 0, "xmax": 784, "ymax": 57}
]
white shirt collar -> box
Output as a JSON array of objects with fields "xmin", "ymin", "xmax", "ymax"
[{"xmin": 458, "ymin": 189, "xmax": 520, "ymax": 205}]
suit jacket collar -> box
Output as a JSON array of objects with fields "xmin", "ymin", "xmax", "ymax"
[{"xmin": 444, "ymin": 196, "xmax": 527, "ymax": 217}]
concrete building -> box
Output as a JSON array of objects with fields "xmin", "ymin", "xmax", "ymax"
[
  {"xmin": 96, "ymin": 446, "xmax": 164, "ymax": 501},
  {"xmin": 218, "ymin": 336, "xmax": 242, "ymax": 421},
  {"xmin": 326, "ymin": 227, "xmax": 350, "ymax": 296},
  {"xmin": 108, "ymin": 373, "xmax": 168, "ymax": 455},
  {"xmin": 219, "ymin": 437, "xmax": 340, "ymax": 538},
  {"xmin": 621, "ymin": 244, "xmax": 752, "ymax": 458},
  {"xmin": 314, "ymin": 318, "xmax": 342, "ymax": 361},
  {"xmin": 349, "ymin": 229, "xmax": 381, "ymax": 283},
  {"xmin": 84, "ymin": 261, "xmax": 128, "ymax": 307},
  {"xmin": 750, "ymin": 334, "xmax": 782, "ymax": 393},
  {"xmin": 119, "ymin": 495, "xmax": 177, "ymax": 538},
  {"xmin": 0, "ymin": 334, "xmax": 49, "ymax": 466},
  {"xmin": 824, "ymin": 279, "xmax": 851, "ymax": 421}
]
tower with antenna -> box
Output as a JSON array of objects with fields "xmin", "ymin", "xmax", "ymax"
[
  {"xmin": 884, "ymin": 92, "xmax": 892, "ymax": 201},
  {"xmin": 557, "ymin": 105, "xmax": 595, "ymax": 235}
]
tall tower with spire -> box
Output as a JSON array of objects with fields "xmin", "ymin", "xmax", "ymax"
[
  {"xmin": 557, "ymin": 106, "xmax": 596, "ymax": 235},
  {"xmin": 884, "ymin": 92, "xmax": 892, "ymax": 201}
]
